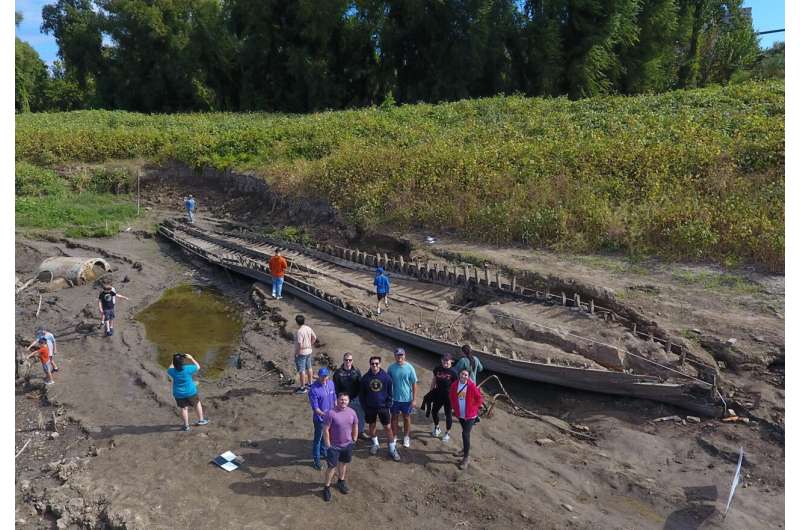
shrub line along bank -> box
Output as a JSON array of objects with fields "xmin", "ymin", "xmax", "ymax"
[{"xmin": 15, "ymin": 80, "xmax": 784, "ymax": 271}]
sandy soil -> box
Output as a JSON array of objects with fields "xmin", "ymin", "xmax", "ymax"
[{"xmin": 14, "ymin": 179, "xmax": 784, "ymax": 529}]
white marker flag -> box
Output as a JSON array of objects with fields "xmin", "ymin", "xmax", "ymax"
[{"xmin": 724, "ymin": 446, "xmax": 744, "ymax": 515}]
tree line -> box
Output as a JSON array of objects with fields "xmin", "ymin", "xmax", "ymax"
[{"xmin": 16, "ymin": 0, "xmax": 768, "ymax": 113}]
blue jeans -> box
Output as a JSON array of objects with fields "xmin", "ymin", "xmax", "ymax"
[
  {"xmin": 187, "ymin": 209, "xmax": 194, "ymax": 223},
  {"xmin": 272, "ymin": 276, "xmax": 284, "ymax": 297},
  {"xmin": 350, "ymin": 396, "xmax": 365, "ymax": 435},
  {"xmin": 312, "ymin": 417, "xmax": 325, "ymax": 465}
]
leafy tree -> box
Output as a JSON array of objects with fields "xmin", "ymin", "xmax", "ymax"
[
  {"xmin": 15, "ymin": 34, "xmax": 50, "ymax": 112},
  {"xmin": 41, "ymin": 0, "xmax": 103, "ymax": 90},
  {"xmin": 44, "ymin": 61, "xmax": 92, "ymax": 111},
  {"xmin": 618, "ymin": 0, "xmax": 679, "ymax": 93},
  {"xmin": 697, "ymin": 0, "xmax": 759, "ymax": 84}
]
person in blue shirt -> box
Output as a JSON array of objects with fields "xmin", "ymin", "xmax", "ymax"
[
  {"xmin": 184, "ymin": 195, "xmax": 197, "ymax": 224},
  {"xmin": 308, "ymin": 367, "xmax": 337, "ymax": 470},
  {"xmin": 387, "ymin": 348, "xmax": 417, "ymax": 450},
  {"xmin": 374, "ymin": 267, "xmax": 391, "ymax": 315},
  {"xmin": 167, "ymin": 353, "xmax": 208, "ymax": 432}
]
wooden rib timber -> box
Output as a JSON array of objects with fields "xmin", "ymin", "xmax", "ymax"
[{"xmin": 158, "ymin": 218, "xmax": 723, "ymax": 417}]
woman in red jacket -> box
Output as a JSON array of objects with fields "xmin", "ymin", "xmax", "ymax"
[{"xmin": 449, "ymin": 368, "xmax": 484, "ymax": 470}]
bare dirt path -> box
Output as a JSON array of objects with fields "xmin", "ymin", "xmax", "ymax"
[{"xmin": 15, "ymin": 221, "xmax": 784, "ymax": 528}]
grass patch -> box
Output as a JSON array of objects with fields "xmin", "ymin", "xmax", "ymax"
[
  {"xmin": 670, "ymin": 270, "xmax": 761, "ymax": 294},
  {"xmin": 16, "ymin": 81, "xmax": 784, "ymax": 270},
  {"xmin": 16, "ymin": 193, "xmax": 138, "ymax": 237}
]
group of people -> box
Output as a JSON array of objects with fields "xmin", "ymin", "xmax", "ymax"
[
  {"xmin": 24, "ymin": 279, "xmax": 131, "ymax": 383},
  {"xmin": 268, "ymin": 249, "xmax": 392, "ymax": 316},
  {"xmin": 24, "ymin": 231, "xmax": 487, "ymax": 503},
  {"xmin": 293, "ymin": 312, "xmax": 485, "ymax": 501},
  {"xmin": 24, "ymin": 327, "xmax": 59, "ymax": 385}
]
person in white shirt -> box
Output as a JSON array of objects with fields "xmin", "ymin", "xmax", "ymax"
[{"xmin": 294, "ymin": 314, "xmax": 317, "ymax": 394}]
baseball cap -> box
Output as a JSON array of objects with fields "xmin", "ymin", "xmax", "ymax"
[
  {"xmin": 394, "ymin": 348, "xmax": 406, "ymax": 356},
  {"xmin": 318, "ymin": 367, "xmax": 330, "ymax": 377}
]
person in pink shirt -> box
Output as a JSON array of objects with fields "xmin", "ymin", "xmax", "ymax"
[
  {"xmin": 449, "ymin": 368, "xmax": 484, "ymax": 470},
  {"xmin": 294, "ymin": 314, "xmax": 317, "ymax": 394},
  {"xmin": 322, "ymin": 392, "xmax": 358, "ymax": 502}
]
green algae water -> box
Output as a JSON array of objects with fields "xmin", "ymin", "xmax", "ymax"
[{"xmin": 136, "ymin": 284, "xmax": 243, "ymax": 379}]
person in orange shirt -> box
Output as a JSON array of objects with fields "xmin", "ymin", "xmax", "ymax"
[
  {"xmin": 27, "ymin": 337, "xmax": 55, "ymax": 385},
  {"xmin": 268, "ymin": 249, "xmax": 288, "ymax": 299}
]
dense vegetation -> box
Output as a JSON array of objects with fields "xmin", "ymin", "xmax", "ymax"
[
  {"xmin": 16, "ymin": 80, "xmax": 784, "ymax": 271},
  {"xmin": 17, "ymin": 0, "xmax": 760, "ymax": 113}
]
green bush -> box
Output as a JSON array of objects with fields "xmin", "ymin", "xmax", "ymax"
[{"xmin": 15, "ymin": 162, "xmax": 67, "ymax": 197}]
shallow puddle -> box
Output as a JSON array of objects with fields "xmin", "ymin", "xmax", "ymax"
[{"xmin": 136, "ymin": 284, "xmax": 243, "ymax": 378}]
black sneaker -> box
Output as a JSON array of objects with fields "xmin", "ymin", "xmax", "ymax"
[
  {"xmin": 322, "ymin": 486, "xmax": 332, "ymax": 502},
  {"xmin": 337, "ymin": 479, "xmax": 349, "ymax": 494},
  {"xmin": 311, "ymin": 461, "xmax": 322, "ymax": 471}
]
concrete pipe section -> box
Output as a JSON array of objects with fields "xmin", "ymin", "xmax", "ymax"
[{"xmin": 35, "ymin": 257, "xmax": 111, "ymax": 286}]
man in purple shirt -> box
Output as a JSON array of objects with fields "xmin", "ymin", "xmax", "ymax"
[
  {"xmin": 308, "ymin": 367, "xmax": 336, "ymax": 470},
  {"xmin": 322, "ymin": 392, "xmax": 358, "ymax": 502}
]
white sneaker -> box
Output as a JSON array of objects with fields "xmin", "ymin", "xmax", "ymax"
[
  {"xmin": 369, "ymin": 443, "xmax": 379, "ymax": 456},
  {"xmin": 403, "ymin": 436, "xmax": 411, "ymax": 448},
  {"xmin": 432, "ymin": 426, "xmax": 441, "ymax": 437},
  {"xmin": 277, "ymin": 296, "xmax": 283, "ymax": 300},
  {"xmin": 442, "ymin": 433, "xmax": 450, "ymax": 443},
  {"xmin": 377, "ymin": 308, "xmax": 381, "ymax": 315}
]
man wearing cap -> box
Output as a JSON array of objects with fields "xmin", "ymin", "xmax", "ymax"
[
  {"xmin": 321, "ymin": 392, "xmax": 359, "ymax": 502},
  {"xmin": 308, "ymin": 367, "xmax": 336, "ymax": 470},
  {"xmin": 387, "ymin": 348, "xmax": 418, "ymax": 449}
]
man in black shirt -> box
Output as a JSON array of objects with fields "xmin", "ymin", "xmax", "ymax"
[
  {"xmin": 333, "ymin": 352, "xmax": 365, "ymax": 438},
  {"xmin": 98, "ymin": 283, "xmax": 129, "ymax": 337},
  {"xmin": 429, "ymin": 353, "xmax": 458, "ymax": 442}
]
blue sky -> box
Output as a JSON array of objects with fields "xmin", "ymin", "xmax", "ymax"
[{"xmin": 15, "ymin": 0, "xmax": 785, "ymax": 67}]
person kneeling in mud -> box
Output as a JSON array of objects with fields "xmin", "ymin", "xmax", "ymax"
[{"xmin": 167, "ymin": 353, "xmax": 209, "ymax": 432}]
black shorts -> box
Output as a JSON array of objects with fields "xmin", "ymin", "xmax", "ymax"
[
  {"xmin": 377, "ymin": 293, "xmax": 387, "ymax": 300},
  {"xmin": 364, "ymin": 407, "xmax": 390, "ymax": 426},
  {"xmin": 175, "ymin": 394, "xmax": 200, "ymax": 408},
  {"xmin": 102, "ymin": 309, "xmax": 115, "ymax": 321},
  {"xmin": 326, "ymin": 443, "xmax": 354, "ymax": 466}
]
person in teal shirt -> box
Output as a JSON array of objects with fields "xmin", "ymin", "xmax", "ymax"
[
  {"xmin": 453, "ymin": 344, "xmax": 483, "ymax": 382},
  {"xmin": 167, "ymin": 353, "xmax": 209, "ymax": 432},
  {"xmin": 387, "ymin": 348, "xmax": 417, "ymax": 450}
]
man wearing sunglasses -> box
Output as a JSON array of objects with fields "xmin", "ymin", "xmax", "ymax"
[
  {"xmin": 333, "ymin": 352, "xmax": 365, "ymax": 439},
  {"xmin": 359, "ymin": 356, "xmax": 400, "ymax": 461}
]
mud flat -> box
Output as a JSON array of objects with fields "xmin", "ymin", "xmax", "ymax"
[{"xmin": 13, "ymin": 225, "xmax": 783, "ymax": 529}]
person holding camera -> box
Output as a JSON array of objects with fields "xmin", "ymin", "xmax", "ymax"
[{"xmin": 167, "ymin": 353, "xmax": 209, "ymax": 432}]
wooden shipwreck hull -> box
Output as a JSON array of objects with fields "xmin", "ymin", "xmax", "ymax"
[{"xmin": 158, "ymin": 219, "xmax": 723, "ymax": 416}]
